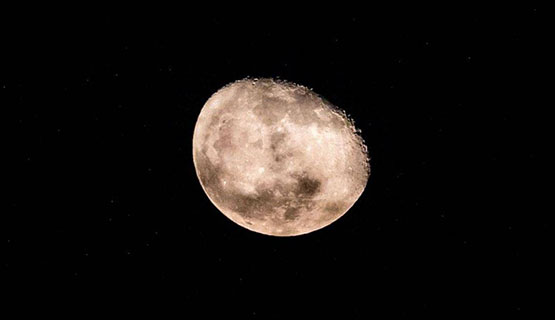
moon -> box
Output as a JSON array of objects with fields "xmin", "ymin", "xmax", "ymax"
[{"xmin": 193, "ymin": 78, "xmax": 370, "ymax": 236}]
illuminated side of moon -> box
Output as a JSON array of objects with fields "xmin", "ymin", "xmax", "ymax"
[{"xmin": 193, "ymin": 78, "xmax": 370, "ymax": 236}]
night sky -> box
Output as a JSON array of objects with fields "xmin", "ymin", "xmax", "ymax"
[{"xmin": 2, "ymin": 6, "xmax": 548, "ymax": 317}]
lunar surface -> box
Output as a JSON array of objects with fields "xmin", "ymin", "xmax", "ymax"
[{"xmin": 193, "ymin": 78, "xmax": 369, "ymax": 236}]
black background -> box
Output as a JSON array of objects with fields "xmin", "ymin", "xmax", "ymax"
[{"xmin": 2, "ymin": 6, "xmax": 548, "ymax": 317}]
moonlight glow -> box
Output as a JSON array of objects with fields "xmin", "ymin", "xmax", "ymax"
[{"xmin": 193, "ymin": 79, "xmax": 370, "ymax": 236}]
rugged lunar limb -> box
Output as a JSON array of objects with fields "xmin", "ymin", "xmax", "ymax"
[{"xmin": 193, "ymin": 78, "xmax": 369, "ymax": 236}]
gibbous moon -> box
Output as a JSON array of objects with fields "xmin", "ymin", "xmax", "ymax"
[{"xmin": 193, "ymin": 78, "xmax": 370, "ymax": 236}]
